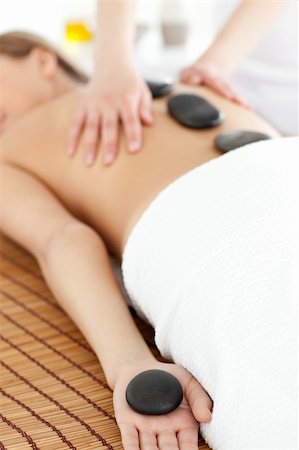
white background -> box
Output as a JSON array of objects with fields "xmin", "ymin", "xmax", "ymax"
[{"xmin": 0, "ymin": 0, "xmax": 217, "ymax": 77}]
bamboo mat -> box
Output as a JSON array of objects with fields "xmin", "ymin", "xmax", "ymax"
[{"xmin": 0, "ymin": 234, "xmax": 211, "ymax": 450}]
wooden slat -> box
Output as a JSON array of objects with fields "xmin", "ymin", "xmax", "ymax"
[{"xmin": 0, "ymin": 234, "xmax": 210, "ymax": 449}]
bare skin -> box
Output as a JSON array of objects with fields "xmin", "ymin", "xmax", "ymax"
[
  {"xmin": 67, "ymin": 0, "xmax": 154, "ymax": 164},
  {"xmin": 69, "ymin": 0, "xmax": 290, "ymax": 164},
  {"xmin": 0, "ymin": 78, "xmax": 279, "ymax": 449},
  {"xmin": 180, "ymin": 0, "xmax": 290, "ymax": 96},
  {"xmin": 0, "ymin": 82, "xmax": 278, "ymax": 262}
]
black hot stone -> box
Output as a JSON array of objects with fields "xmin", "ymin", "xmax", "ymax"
[
  {"xmin": 214, "ymin": 130, "xmax": 271, "ymax": 153},
  {"xmin": 167, "ymin": 93, "xmax": 225, "ymax": 128},
  {"xmin": 125, "ymin": 369, "xmax": 183, "ymax": 415},
  {"xmin": 146, "ymin": 80, "xmax": 173, "ymax": 98}
]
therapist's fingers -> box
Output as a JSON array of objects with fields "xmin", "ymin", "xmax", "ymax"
[
  {"xmin": 180, "ymin": 67, "xmax": 203, "ymax": 85},
  {"xmin": 120, "ymin": 96, "xmax": 142, "ymax": 154},
  {"xmin": 206, "ymin": 75, "xmax": 235, "ymax": 99},
  {"xmin": 84, "ymin": 109, "xmax": 101, "ymax": 166},
  {"xmin": 67, "ymin": 103, "xmax": 87, "ymax": 157},
  {"xmin": 101, "ymin": 112, "xmax": 119, "ymax": 166},
  {"xmin": 139, "ymin": 87, "xmax": 154, "ymax": 125},
  {"xmin": 181, "ymin": 63, "xmax": 251, "ymax": 109},
  {"xmin": 206, "ymin": 76, "xmax": 251, "ymax": 109}
]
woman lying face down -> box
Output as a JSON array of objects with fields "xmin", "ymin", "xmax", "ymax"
[
  {"xmin": 1, "ymin": 32, "xmax": 294, "ymax": 450},
  {"xmin": 0, "ymin": 32, "xmax": 279, "ymax": 258}
]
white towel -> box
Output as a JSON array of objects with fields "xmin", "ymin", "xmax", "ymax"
[{"xmin": 121, "ymin": 137, "xmax": 298, "ymax": 450}]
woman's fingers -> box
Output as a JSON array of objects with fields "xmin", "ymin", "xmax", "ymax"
[
  {"xmin": 67, "ymin": 104, "xmax": 86, "ymax": 157},
  {"xmin": 102, "ymin": 112, "xmax": 119, "ymax": 165},
  {"xmin": 139, "ymin": 430, "xmax": 159, "ymax": 449},
  {"xmin": 176, "ymin": 426, "xmax": 200, "ymax": 450},
  {"xmin": 119, "ymin": 422, "xmax": 140, "ymax": 450},
  {"xmin": 157, "ymin": 430, "xmax": 179, "ymax": 449},
  {"xmin": 84, "ymin": 109, "xmax": 101, "ymax": 166},
  {"xmin": 184, "ymin": 377, "xmax": 213, "ymax": 424}
]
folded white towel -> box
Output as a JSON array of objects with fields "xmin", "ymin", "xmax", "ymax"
[{"xmin": 121, "ymin": 137, "xmax": 298, "ymax": 450}]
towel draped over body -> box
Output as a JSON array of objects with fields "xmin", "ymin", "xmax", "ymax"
[{"xmin": 121, "ymin": 137, "xmax": 298, "ymax": 450}]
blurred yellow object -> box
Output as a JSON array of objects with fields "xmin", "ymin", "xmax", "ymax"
[{"xmin": 65, "ymin": 22, "xmax": 93, "ymax": 42}]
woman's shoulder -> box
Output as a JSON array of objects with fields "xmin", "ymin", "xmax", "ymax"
[
  {"xmin": 0, "ymin": 88, "xmax": 83, "ymax": 163},
  {"xmin": 0, "ymin": 89, "xmax": 82, "ymax": 167}
]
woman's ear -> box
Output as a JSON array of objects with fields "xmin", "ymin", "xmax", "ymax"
[{"xmin": 29, "ymin": 47, "xmax": 58, "ymax": 80}]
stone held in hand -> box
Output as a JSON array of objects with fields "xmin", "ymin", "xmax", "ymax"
[
  {"xmin": 146, "ymin": 80, "xmax": 174, "ymax": 99},
  {"xmin": 214, "ymin": 130, "xmax": 271, "ymax": 153},
  {"xmin": 125, "ymin": 369, "xmax": 184, "ymax": 415},
  {"xmin": 167, "ymin": 93, "xmax": 225, "ymax": 128}
]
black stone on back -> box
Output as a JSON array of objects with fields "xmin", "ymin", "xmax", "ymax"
[
  {"xmin": 214, "ymin": 130, "xmax": 271, "ymax": 153},
  {"xmin": 126, "ymin": 369, "xmax": 183, "ymax": 415},
  {"xmin": 146, "ymin": 80, "xmax": 174, "ymax": 98},
  {"xmin": 167, "ymin": 93, "xmax": 225, "ymax": 128}
]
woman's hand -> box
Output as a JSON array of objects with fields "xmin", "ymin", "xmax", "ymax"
[
  {"xmin": 113, "ymin": 359, "xmax": 212, "ymax": 449},
  {"xmin": 67, "ymin": 64, "xmax": 153, "ymax": 167},
  {"xmin": 180, "ymin": 59, "xmax": 251, "ymax": 109}
]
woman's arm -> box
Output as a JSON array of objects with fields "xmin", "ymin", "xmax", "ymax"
[
  {"xmin": 0, "ymin": 163, "xmax": 155, "ymax": 389},
  {"xmin": 0, "ymin": 162, "xmax": 213, "ymax": 449}
]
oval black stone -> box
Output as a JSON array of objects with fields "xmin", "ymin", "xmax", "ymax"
[
  {"xmin": 214, "ymin": 130, "xmax": 271, "ymax": 153},
  {"xmin": 125, "ymin": 369, "xmax": 183, "ymax": 415},
  {"xmin": 167, "ymin": 93, "xmax": 225, "ymax": 128},
  {"xmin": 146, "ymin": 80, "xmax": 174, "ymax": 98}
]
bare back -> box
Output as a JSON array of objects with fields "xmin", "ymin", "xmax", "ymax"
[{"xmin": 0, "ymin": 83, "xmax": 279, "ymax": 261}]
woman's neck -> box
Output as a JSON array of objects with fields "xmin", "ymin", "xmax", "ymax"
[{"xmin": 53, "ymin": 70, "xmax": 82, "ymax": 98}]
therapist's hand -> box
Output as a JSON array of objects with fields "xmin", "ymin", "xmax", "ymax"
[
  {"xmin": 67, "ymin": 64, "xmax": 153, "ymax": 166},
  {"xmin": 180, "ymin": 59, "xmax": 251, "ymax": 109}
]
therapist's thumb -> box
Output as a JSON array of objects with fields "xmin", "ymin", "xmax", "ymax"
[{"xmin": 180, "ymin": 67, "xmax": 203, "ymax": 85}]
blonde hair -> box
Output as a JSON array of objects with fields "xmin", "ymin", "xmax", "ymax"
[{"xmin": 0, "ymin": 31, "xmax": 89, "ymax": 84}]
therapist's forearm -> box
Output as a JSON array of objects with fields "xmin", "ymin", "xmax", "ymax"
[
  {"xmin": 95, "ymin": 0, "xmax": 137, "ymax": 66},
  {"xmin": 200, "ymin": 0, "xmax": 290, "ymax": 75}
]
